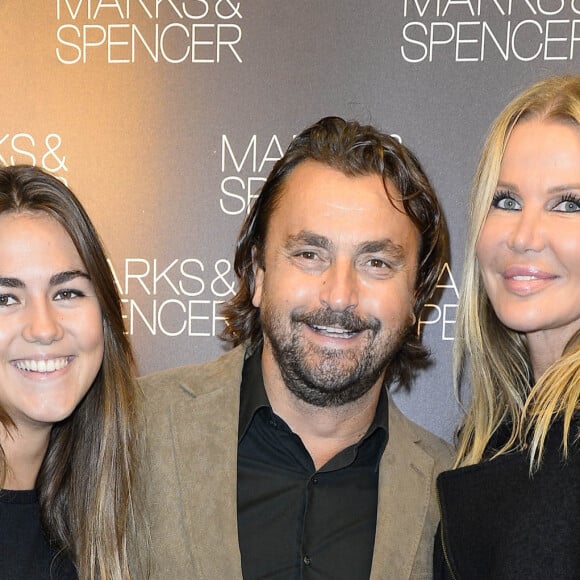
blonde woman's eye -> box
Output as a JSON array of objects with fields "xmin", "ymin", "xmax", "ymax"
[
  {"xmin": 553, "ymin": 195, "xmax": 580, "ymax": 213},
  {"xmin": 491, "ymin": 190, "xmax": 520, "ymax": 211}
]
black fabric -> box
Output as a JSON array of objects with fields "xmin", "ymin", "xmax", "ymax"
[
  {"xmin": 237, "ymin": 348, "xmax": 388, "ymax": 580},
  {"xmin": 433, "ymin": 523, "xmax": 453, "ymax": 580},
  {"xmin": 435, "ymin": 418, "xmax": 580, "ymax": 579},
  {"xmin": 0, "ymin": 489, "xmax": 77, "ymax": 580}
]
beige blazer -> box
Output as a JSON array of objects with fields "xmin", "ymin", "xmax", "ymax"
[{"xmin": 139, "ymin": 345, "xmax": 453, "ymax": 579}]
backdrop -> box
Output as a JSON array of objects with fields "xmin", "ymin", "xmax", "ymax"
[{"xmin": 2, "ymin": 0, "xmax": 578, "ymax": 440}]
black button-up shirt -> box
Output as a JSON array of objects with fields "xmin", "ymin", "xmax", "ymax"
[{"xmin": 237, "ymin": 347, "xmax": 389, "ymax": 580}]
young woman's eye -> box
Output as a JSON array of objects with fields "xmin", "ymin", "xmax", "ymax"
[
  {"xmin": 491, "ymin": 190, "xmax": 521, "ymax": 211},
  {"xmin": 0, "ymin": 294, "xmax": 18, "ymax": 307},
  {"xmin": 54, "ymin": 289, "xmax": 84, "ymax": 301},
  {"xmin": 553, "ymin": 194, "xmax": 580, "ymax": 213}
]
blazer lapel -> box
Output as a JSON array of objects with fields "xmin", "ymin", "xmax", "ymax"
[
  {"xmin": 369, "ymin": 399, "xmax": 435, "ymax": 580},
  {"xmin": 168, "ymin": 352, "xmax": 245, "ymax": 579}
]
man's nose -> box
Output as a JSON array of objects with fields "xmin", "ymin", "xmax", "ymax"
[{"xmin": 319, "ymin": 259, "xmax": 359, "ymax": 311}]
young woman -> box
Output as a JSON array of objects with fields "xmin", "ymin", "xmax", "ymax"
[
  {"xmin": 435, "ymin": 75, "xmax": 580, "ymax": 578},
  {"xmin": 0, "ymin": 165, "xmax": 142, "ymax": 579}
]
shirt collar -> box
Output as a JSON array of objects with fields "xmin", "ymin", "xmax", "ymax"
[
  {"xmin": 364, "ymin": 382, "xmax": 389, "ymax": 472},
  {"xmin": 238, "ymin": 345, "xmax": 269, "ymax": 442}
]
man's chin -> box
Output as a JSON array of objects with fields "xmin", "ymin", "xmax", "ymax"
[
  {"xmin": 287, "ymin": 374, "xmax": 374, "ymax": 408},
  {"xmin": 302, "ymin": 340, "xmax": 366, "ymax": 362},
  {"xmin": 296, "ymin": 363, "xmax": 362, "ymax": 391}
]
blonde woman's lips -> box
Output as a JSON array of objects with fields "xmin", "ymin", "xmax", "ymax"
[{"xmin": 502, "ymin": 266, "xmax": 557, "ymax": 295}]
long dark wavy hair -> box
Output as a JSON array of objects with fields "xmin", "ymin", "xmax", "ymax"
[
  {"xmin": 0, "ymin": 165, "xmax": 143, "ymax": 579},
  {"xmin": 222, "ymin": 116, "xmax": 448, "ymax": 389}
]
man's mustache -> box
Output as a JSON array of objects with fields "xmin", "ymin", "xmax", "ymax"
[{"xmin": 291, "ymin": 308, "xmax": 380, "ymax": 334}]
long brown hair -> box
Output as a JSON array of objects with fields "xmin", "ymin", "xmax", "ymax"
[{"xmin": 0, "ymin": 165, "xmax": 143, "ymax": 579}]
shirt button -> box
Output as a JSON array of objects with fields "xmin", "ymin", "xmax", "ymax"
[
  {"xmin": 312, "ymin": 477, "xmax": 319, "ymax": 485},
  {"xmin": 303, "ymin": 555, "xmax": 311, "ymax": 566}
]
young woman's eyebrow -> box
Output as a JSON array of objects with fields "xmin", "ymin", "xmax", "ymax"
[
  {"xmin": 49, "ymin": 270, "xmax": 90, "ymax": 286},
  {"xmin": 0, "ymin": 276, "xmax": 24, "ymax": 289}
]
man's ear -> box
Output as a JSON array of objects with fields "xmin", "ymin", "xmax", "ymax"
[{"xmin": 251, "ymin": 246, "xmax": 264, "ymax": 308}]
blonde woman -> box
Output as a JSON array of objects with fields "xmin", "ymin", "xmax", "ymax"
[
  {"xmin": 435, "ymin": 75, "xmax": 580, "ymax": 579},
  {"xmin": 0, "ymin": 165, "xmax": 143, "ymax": 579}
]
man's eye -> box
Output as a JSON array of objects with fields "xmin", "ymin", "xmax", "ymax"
[
  {"xmin": 298, "ymin": 251, "xmax": 318, "ymax": 260},
  {"xmin": 360, "ymin": 256, "xmax": 399, "ymax": 277}
]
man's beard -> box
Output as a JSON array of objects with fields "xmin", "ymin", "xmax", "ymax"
[{"xmin": 260, "ymin": 305, "xmax": 409, "ymax": 408}]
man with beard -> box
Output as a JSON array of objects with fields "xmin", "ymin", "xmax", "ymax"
[{"xmin": 140, "ymin": 117, "xmax": 453, "ymax": 580}]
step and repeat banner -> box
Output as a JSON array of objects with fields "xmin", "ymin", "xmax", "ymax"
[{"xmin": 1, "ymin": 1, "xmax": 578, "ymax": 440}]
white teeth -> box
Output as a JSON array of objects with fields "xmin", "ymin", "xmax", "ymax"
[
  {"xmin": 15, "ymin": 358, "xmax": 70, "ymax": 373},
  {"xmin": 312, "ymin": 325, "xmax": 353, "ymax": 336},
  {"xmin": 513, "ymin": 275, "xmax": 537, "ymax": 281}
]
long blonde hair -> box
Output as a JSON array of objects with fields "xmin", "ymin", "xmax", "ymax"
[
  {"xmin": 0, "ymin": 165, "xmax": 144, "ymax": 579},
  {"xmin": 454, "ymin": 75, "xmax": 580, "ymax": 471}
]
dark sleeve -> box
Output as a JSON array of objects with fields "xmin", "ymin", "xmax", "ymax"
[{"xmin": 433, "ymin": 522, "xmax": 453, "ymax": 580}]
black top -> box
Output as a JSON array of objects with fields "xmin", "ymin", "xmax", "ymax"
[
  {"xmin": 0, "ymin": 489, "xmax": 77, "ymax": 580},
  {"xmin": 237, "ymin": 347, "xmax": 389, "ymax": 580},
  {"xmin": 434, "ymin": 418, "xmax": 580, "ymax": 579}
]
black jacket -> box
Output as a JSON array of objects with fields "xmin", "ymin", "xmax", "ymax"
[{"xmin": 434, "ymin": 419, "xmax": 580, "ymax": 579}]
